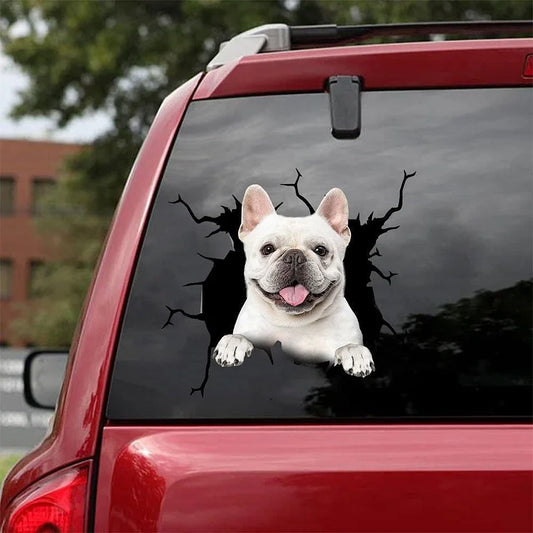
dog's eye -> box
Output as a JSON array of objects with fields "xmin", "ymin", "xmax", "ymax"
[
  {"xmin": 314, "ymin": 245, "xmax": 328, "ymax": 257},
  {"xmin": 261, "ymin": 244, "xmax": 275, "ymax": 256}
]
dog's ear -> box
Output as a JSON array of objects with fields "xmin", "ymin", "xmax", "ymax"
[
  {"xmin": 239, "ymin": 184, "xmax": 276, "ymax": 241},
  {"xmin": 316, "ymin": 188, "xmax": 351, "ymax": 244}
]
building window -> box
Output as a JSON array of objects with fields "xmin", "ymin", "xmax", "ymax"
[
  {"xmin": 31, "ymin": 177, "xmax": 56, "ymax": 215},
  {"xmin": 28, "ymin": 260, "xmax": 45, "ymax": 298},
  {"xmin": 0, "ymin": 176, "xmax": 15, "ymax": 215},
  {"xmin": 0, "ymin": 259, "xmax": 13, "ymax": 300}
]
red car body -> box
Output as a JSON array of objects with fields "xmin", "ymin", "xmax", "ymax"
[{"xmin": 2, "ymin": 37, "xmax": 532, "ymax": 532}]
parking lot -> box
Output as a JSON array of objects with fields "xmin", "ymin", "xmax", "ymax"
[{"xmin": 0, "ymin": 348, "xmax": 53, "ymax": 454}]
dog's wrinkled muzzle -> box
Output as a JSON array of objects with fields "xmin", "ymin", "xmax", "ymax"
[{"xmin": 278, "ymin": 250, "xmax": 310, "ymax": 306}]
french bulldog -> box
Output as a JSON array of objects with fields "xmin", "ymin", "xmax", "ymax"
[{"xmin": 213, "ymin": 184, "xmax": 374, "ymax": 377}]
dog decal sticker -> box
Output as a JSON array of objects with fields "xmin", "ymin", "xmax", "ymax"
[
  {"xmin": 164, "ymin": 169, "xmax": 415, "ymax": 395},
  {"xmin": 214, "ymin": 184, "xmax": 375, "ymax": 377}
]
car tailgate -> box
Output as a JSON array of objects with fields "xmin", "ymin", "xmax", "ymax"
[{"xmin": 94, "ymin": 424, "xmax": 533, "ymax": 532}]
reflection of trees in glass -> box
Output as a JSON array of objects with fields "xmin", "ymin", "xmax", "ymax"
[
  {"xmin": 304, "ymin": 279, "xmax": 532, "ymax": 418},
  {"xmin": 164, "ymin": 169, "xmax": 414, "ymax": 395},
  {"xmin": 404, "ymin": 280, "xmax": 531, "ymax": 377}
]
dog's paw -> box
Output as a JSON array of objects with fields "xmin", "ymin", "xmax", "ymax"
[
  {"xmin": 334, "ymin": 344, "xmax": 375, "ymax": 377},
  {"xmin": 213, "ymin": 334, "xmax": 253, "ymax": 367}
]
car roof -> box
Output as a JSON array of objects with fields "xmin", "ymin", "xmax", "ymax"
[
  {"xmin": 195, "ymin": 38, "xmax": 533, "ymax": 99},
  {"xmin": 206, "ymin": 21, "xmax": 532, "ymax": 71}
]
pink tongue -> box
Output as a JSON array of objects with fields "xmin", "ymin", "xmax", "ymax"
[{"xmin": 279, "ymin": 284, "xmax": 309, "ymax": 306}]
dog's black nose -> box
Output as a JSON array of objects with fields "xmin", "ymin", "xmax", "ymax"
[{"xmin": 282, "ymin": 249, "xmax": 307, "ymax": 265}]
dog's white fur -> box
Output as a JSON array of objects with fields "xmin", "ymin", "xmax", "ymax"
[{"xmin": 214, "ymin": 184, "xmax": 374, "ymax": 377}]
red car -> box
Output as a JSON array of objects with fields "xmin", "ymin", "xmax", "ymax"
[{"xmin": 2, "ymin": 21, "xmax": 532, "ymax": 532}]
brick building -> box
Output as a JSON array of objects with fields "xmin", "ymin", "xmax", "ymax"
[{"xmin": 0, "ymin": 139, "xmax": 82, "ymax": 346}]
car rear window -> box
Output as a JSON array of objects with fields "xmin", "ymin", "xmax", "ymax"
[{"xmin": 107, "ymin": 88, "xmax": 532, "ymax": 421}]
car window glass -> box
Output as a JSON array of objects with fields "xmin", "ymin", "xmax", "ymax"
[{"xmin": 107, "ymin": 88, "xmax": 532, "ymax": 420}]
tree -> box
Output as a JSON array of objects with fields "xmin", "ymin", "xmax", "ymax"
[{"xmin": 1, "ymin": 0, "xmax": 531, "ymax": 346}]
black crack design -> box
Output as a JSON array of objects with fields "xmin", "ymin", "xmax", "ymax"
[{"xmin": 163, "ymin": 168, "xmax": 415, "ymax": 395}]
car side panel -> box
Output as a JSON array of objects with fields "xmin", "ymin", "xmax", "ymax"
[
  {"xmin": 94, "ymin": 425, "xmax": 533, "ymax": 532},
  {"xmin": 0, "ymin": 73, "xmax": 203, "ymax": 513}
]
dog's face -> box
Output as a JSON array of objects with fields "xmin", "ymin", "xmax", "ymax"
[{"xmin": 238, "ymin": 185, "xmax": 351, "ymax": 316}]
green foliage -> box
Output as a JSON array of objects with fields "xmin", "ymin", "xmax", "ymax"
[
  {"xmin": 1, "ymin": 0, "xmax": 530, "ymax": 346},
  {"xmin": 326, "ymin": 0, "xmax": 532, "ymax": 24},
  {"xmin": 11, "ymin": 180, "xmax": 109, "ymax": 346},
  {"xmin": 0, "ymin": 454, "xmax": 22, "ymax": 484}
]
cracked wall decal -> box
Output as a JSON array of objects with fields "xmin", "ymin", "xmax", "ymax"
[{"xmin": 163, "ymin": 168, "xmax": 415, "ymax": 395}]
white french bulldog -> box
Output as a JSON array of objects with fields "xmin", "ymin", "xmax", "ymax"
[{"xmin": 213, "ymin": 184, "xmax": 375, "ymax": 377}]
